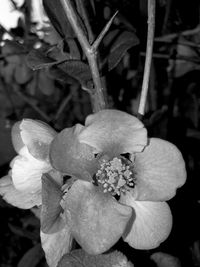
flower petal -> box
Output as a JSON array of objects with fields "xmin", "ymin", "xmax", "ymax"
[
  {"xmin": 58, "ymin": 249, "xmax": 134, "ymax": 267},
  {"xmin": 41, "ymin": 173, "xmax": 65, "ymax": 234},
  {"xmin": 11, "ymin": 147, "xmax": 51, "ymax": 192},
  {"xmin": 134, "ymin": 138, "xmax": 186, "ymax": 201},
  {"xmin": 11, "ymin": 121, "xmax": 25, "ymax": 153},
  {"xmin": 41, "ymin": 226, "xmax": 73, "ymax": 267},
  {"xmin": 19, "ymin": 119, "xmax": 57, "ymax": 160},
  {"xmin": 50, "ymin": 124, "xmax": 98, "ymax": 180},
  {"xmin": 121, "ymin": 193, "xmax": 172, "ymax": 249},
  {"xmin": 0, "ymin": 175, "xmax": 41, "ymax": 208},
  {"xmin": 62, "ymin": 180, "xmax": 133, "ymax": 255},
  {"xmin": 79, "ymin": 109, "xmax": 147, "ymax": 156}
]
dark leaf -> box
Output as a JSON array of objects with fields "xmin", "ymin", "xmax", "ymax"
[
  {"xmin": 43, "ymin": 0, "xmax": 87, "ymax": 39},
  {"xmin": 8, "ymin": 223, "xmax": 38, "ymax": 240},
  {"xmin": 67, "ymin": 38, "xmax": 81, "ymax": 60},
  {"xmin": 58, "ymin": 249, "xmax": 134, "ymax": 267},
  {"xmin": 43, "ymin": 0, "xmax": 74, "ymax": 38},
  {"xmin": 75, "ymin": 0, "xmax": 94, "ymax": 42},
  {"xmin": 15, "ymin": 62, "xmax": 32, "ymax": 84},
  {"xmin": 17, "ymin": 244, "xmax": 44, "ymax": 267},
  {"xmin": 187, "ymin": 128, "xmax": 200, "ymax": 140},
  {"xmin": 0, "ymin": 118, "xmax": 15, "ymax": 166},
  {"xmin": 47, "ymin": 40, "xmax": 71, "ymax": 61},
  {"xmin": 41, "ymin": 173, "xmax": 65, "ymax": 234},
  {"xmin": 2, "ymin": 39, "xmax": 27, "ymax": 54},
  {"xmin": 108, "ymin": 31, "xmax": 139, "ymax": 71},
  {"xmin": 58, "ymin": 60, "xmax": 92, "ymax": 85},
  {"xmin": 49, "ymin": 66, "xmax": 77, "ymax": 84},
  {"xmin": 26, "ymin": 49, "xmax": 56, "ymax": 70},
  {"xmin": 38, "ymin": 70, "xmax": 55, "ymax": 95},
  {"xmin": 151, "ymin": 252, "xmax": 181, "ymax": 267}
]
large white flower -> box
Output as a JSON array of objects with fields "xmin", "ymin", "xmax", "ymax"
[{"xmin": 49, "ymin": 109, "xmax": 186, "ymax": 254}]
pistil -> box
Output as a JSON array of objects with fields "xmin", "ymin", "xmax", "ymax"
[{"xmin": 95, "ymin": 157, "xmax": 135, "ymax": 196}]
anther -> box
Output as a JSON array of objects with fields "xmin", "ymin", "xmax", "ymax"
[{"xmin": 96, "ymin": 156, "xmax": 135, "ymax": 196}]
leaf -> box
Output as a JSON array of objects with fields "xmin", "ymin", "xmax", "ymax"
[
  {"xmin": 0, "ymin": 118, "xmax": 15, "ymax": 166},
  {"xmin": 191, "ymin": 240, "xmax": 200, "ymax": 267},
  {"xmin": 17, "ymin": 244, "xmax": 44, "ymax": 267},
  {"xmin": 187, "ymin": 128, "xmax": 200, "ymax": 139},
  {"xmin": 48, "ymin": 66, "xmax": 77, "ymax": 84},
  {"xmin": 42, "ymin": 0, "xmax": 87, "ymax": 40},
  {"xmin": 58, "ymin": 60, "xmax": 92, "ymax": 85},
  {"xmin": 9, "ymin": 223, "xmax": 38, "ymax": 240},
  {"xmin": 170, "ymin": 43, "xmax": 200, "ymax": 78},
  {"xmin": 41, "ymin": 173, "xmax": 65, "ymax": 234},
  {"xmin": 15, "ymin": 61, "xmax": 32, "ymax": 84},
  {"xmin": 58, "ymin": 249, "xmax": 134, "ymax": 267},
  {"xmin": 107, "ymin": 30, "xmax": 139, "ymax": 71},
  {"xmin": 38, "ymin": 70, "xmax": 55, "ymax": 95},
  {"xmin": 47, "ymin": 40, "xmax": 71, "ymax": 61},
  {"xmin": 26, "ymin": 49, "xmax": 56, "ymax": 70},
  {"xmin": 150, "ymin": 252, "xmax": 181, "ymax": 267},
  {"xmin": 2, "ymin": 40, "xmax": 26, "ymax": 55},
  {"xmin": 43, "ymin": 0, "xmax": 74, "ymax": 39}
]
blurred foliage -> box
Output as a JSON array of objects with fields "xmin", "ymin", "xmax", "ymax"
[{"xmin": 0, "ymin": 0, "xmax": 200, "ymax": 266}]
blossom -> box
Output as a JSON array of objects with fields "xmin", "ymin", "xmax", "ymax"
[
  {"xmin": 0, "ymin": 119, "xmax": 57, "ymax": 208},
  {"xmin": 49, "ymin": 109, "xmax": 186, "ymax": 255}
]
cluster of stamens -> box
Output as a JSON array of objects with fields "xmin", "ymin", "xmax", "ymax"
[{"xmin": 95, "ymin": 157, "xmax": 135, "ymax": 196}]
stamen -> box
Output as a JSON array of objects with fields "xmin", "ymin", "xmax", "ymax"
[{"xmin": 96, "ymin": 156, "xmax": 135, "ymax": 196}]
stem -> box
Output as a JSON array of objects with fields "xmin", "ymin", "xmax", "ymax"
[
  {"xmin": 13, "ymin": 85, "xmax": 52, "ymax": 122},
  {"xmin": 138, "ymin": 0, "xmax": 155, "ymax": 117},
  {"xmin": 60, "ymin": 0, "xmax": 107, "ymax": 112}
]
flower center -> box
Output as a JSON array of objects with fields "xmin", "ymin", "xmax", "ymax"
[{"xmin": 95, "ymin": 156, "xmax": 135, "ymax": 196}]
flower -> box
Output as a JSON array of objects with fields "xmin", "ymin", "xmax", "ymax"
[
  {"xmin": 0, "ymin": 119, "xmax": 57, "ymax": 208},
  {"xmin": 49, "ymin": 109, "xmax": 186, "ymax": 255}
]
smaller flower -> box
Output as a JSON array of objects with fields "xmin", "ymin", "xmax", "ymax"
[{"xmin": 0, "ymin": 119, "xmax": 57, "ymax": 209}]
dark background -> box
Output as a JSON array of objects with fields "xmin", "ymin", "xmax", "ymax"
[{"xmin": 0, "ymin": 0, "xmax": 200, "ymax": 266}]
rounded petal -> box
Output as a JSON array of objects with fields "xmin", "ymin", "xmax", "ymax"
[
  {"xmin": 11, "ymin": 147, "xmax": 51, "ymax": 192},
  {"xmin": 50, "ymin": 124, "xmax": 98, "ymax": 180},
  {"xmin": 121, "ymin": 193, "xmax": 172, "ymax": 249},
  {"xmin": 79, "ymin": 109, "xmax": 147, "ymax": 156},
  {"xmin": 134, "ymin": 138, "xmax": 186, "ymax": 201},
  {"xmin": 41, "ymin": 227, "xmax": 73, "ymax": 267},
  {"xmin": 19, "ymin": 119, "xmax": 57, "ymax": 160},
  {"xmin": 0, "ymin": 175, "xmax": 41, "ymax": 208},
  {"xmin": 11, "ymin": 121, "xmax": 25, "ymax": 153},
  {"xmin": 41, "ymin": 173, "xmax": 64, "ymax": 234},
  {"xmin": 62, "ymin": 180, "xmax": 133, "ymax": 255}
]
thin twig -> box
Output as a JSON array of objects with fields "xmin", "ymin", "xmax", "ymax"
[
  {"xmin": 0, "ymin": 79, "xmax": 18, "ymax": 117},
  {"xmin": 54, "ymin": 93, "xmax": 72, "ymax": 121},
  {"xmin": 138, "ymin": 0, "xmax": 155, "ymax": 117},
  {"xmin": 60, "ymin": 0, "xmax": 114, "ymax": 112},
  {"xmin": 157, "ymin": 24, "xmax": 200, "ymax": 42},
  {"xmin": 140, "ymin": 51, "xmax": 200, "ymax": 64},
  {"xmin": 13, "ymin": 86, "xmax": 52, "ymax": 122}
]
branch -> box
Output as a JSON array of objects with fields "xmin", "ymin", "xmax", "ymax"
[
  {"xmin": 138, "ymin": 0, "xmax": 155, "ymax": 117},
  {"xmin": 13, "ymin": 86, "xmax": 52, "ymax": 122},
  {"xmin": 60, "ymin": 0, "xmax": 116, "ymax": 112},
  {"xmin": 54, "ymin": 93, "xmax": 72, "ymax": 121}
]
